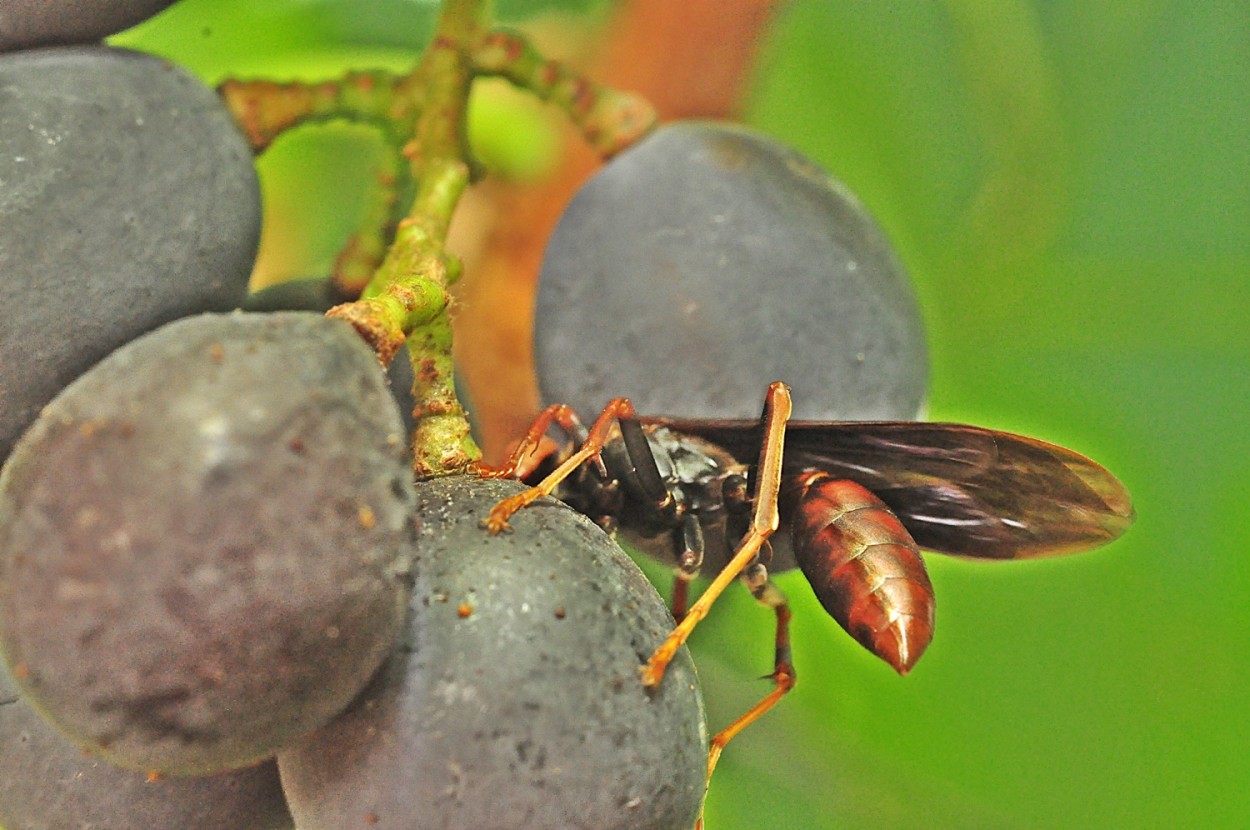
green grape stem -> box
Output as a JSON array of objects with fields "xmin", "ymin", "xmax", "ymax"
[
  {"xmin": 218, "ymin": 73, "xmax": 418, "ymax": 300},
  {"xmin": 218, "ymin": 70, "xmax": 414, "ymax": 151},
  {"xmin": 330, "ymin": 0, "xmax": 486, "ymax": 477},
  {"xmin": 470, "ymin": 28, "xmax": 658, "ymax": 158},
  {"xmin": 404, "ymin": 314, "xmax": 478, "ymax": 475},
  {"xmin": 217, "ymin": 0, "xmax": 660, "ymax": 477},
  {"xmin": 332, "ymin": 150, "xmax": 405, "ymax": 298}
]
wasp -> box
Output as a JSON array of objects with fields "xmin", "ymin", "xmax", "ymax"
[{"xmin": 479, "ymin": 382, "xmax": 1134, "ymax": 779}]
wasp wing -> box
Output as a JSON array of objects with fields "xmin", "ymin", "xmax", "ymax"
[{"xmin": 643, "ymin": 419, "xmax": 1134, "ymax": 559}]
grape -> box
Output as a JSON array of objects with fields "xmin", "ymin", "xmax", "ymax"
[
  {"xmin": 243, "ymin": 277, "xmax": 479, "ymax": 448},
  {"xmin": 278, "ymin": 475, "xmax": 707, "ymax": 830},
  {"xmin": 243, "ymin": 277, "xmax": 426, "ymax": 448},
  {"xmin": 0, "ymin": 312, "xmax": 416, "ymax": 776},
  {"xmin": 0, "ymin": 46, "xmax": 260, "ymax": 463},
  {"xmin": 534, "ymin": 120, "xmax": 928, "ymax": 420},
  {"xmin": 0, "ymin": 660, "xmax": 294, "ymax": 830},
  {"xmin": 0, "ymin": 0, "xmax": 175, "ymax": 51},
  {"xmin": 242, "ymin": 277, "xmax": 351, "ymax": 316}
]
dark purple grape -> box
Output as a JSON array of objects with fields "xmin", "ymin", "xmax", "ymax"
[
  {"xmin": 0, "ymin": 0, "xmax": 175, "ymax": 51},
  {"xmin": 0, "ymin": 660, "xmax": 294, "ymax": 830},
  {"xmin": 278, "ymin": 475, "xmax": 707, "ymax": 830},
  {"xmin": 0, "ymin": 46, "xmax": 260, "ymax": 463},
  {"xmin": 535, "ymin": 120, "xmax": 928, "ymax": 421},
  {"xmin": 242, "ymin": 277, "xmax": 352, "ymax": 316},
  {"xmin": 243, "ymin": 277, "xmax": 479, "ymax": 448},
  {"xmin": 0, "ymin": 312, "xmax": 415, "ymax": 776}
]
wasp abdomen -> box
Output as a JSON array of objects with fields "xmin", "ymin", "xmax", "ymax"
[{"xmin": 786, "ymin": 473, "xmax": 935, "ymax": 674}]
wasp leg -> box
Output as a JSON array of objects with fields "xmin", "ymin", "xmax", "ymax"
[
  {"xmin": 617, "ymin": 416, "xmax": 678, "ymax": 518},
  {"xmin": 671, "ymin": 574, "xmax": 692, "ymax": 624},
  {"xmin": 675, "ymin": 471, "xmax": 751, "ymax": 624},
  {"xmin": 611, "ymin": 415, "xmax": 704, "ymax": 620},
  {"xmin": 641, "ymin": 382, "xmax": 792, "ymax": 688},
  {"xmin": 471, "ymin": 403, "xmax": 593, "ymax": 481},
  {"xmin": 669, "ymin": 512, "xmax": 706, "ymax": 622},
  {"xmin": 483, "ymin": 398, "xmax": 639, "ymax": 533},
  {"xmin": 690, "ymin": 569, "xmax": 794, "ymax": 830},
  {"xmin": 706, "ymin": 570, "xmax": 794, "ymax": 781}
]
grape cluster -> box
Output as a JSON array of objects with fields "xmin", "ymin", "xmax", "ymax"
[
  {"xmin": 2, "ymin": 7, "xmax": 928, "ymax": 828},
  {"xmin": 2, "ymin": 12, "xmax": 707, "ymax": 829},
  {"xmin": 1, "ymin": 8, "xmax": 296, "ymax": 826}
]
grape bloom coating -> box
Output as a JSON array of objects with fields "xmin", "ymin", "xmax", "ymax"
[
  {"xmin": 0, "ymin": 312, "xmax": 416, "ymax": 776},
  {"xmin": 535, "ymin": 120, "xmax": 928, "ymax": 422},
  {"xmin": 279, "ymin": 476, "xmax": 708, "ymax": 830},
  {"xmin": 0, "ymin": 46, "xmax": 260, "ymax": 463}
]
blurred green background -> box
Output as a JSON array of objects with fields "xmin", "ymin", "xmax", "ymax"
[{"xmin": 116, "ymin": 1, "xmax": 1249, "ymax": 828}]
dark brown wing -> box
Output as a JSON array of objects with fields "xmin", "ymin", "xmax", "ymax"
[{"xmin": 642, "ymin": 418, "xmax": 1134, "ymax": 559}]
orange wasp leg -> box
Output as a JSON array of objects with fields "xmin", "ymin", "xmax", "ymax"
[
  {"xmin": 471, "ymin": 403, "xmax": 587, "ymax": 481},
  {"xmin": 701, "ymin": 572, "xmax": 795, "ymax": 800},
  {"xmin": 482, "ymin": 398, "xmax": 639, "ymax": 534},
  {"xmin": 640, "ymin": 381, "xmax": 792, "ymax": 688},
  {"xmin": 670, "ymin": 573, "xmax": 693, "ymax": 622}
]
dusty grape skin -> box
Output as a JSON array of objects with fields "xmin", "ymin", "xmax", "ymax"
[
  {"xmin": 0, "ymin": 46, "xmax": 260, "ymax": 463},
  {"xmin": 0, "ymin": 312, "xmax": 415, "ymax": 776},
  {"xmin": 243, "ymin": 277, "xmax": 479, "ymax": 447},
  {"xmin": 242, "ymin": 277, "xmax": 350, "ymax": 317},
  {"xmin": 243, "ymin": 278, "xmax": 420, "ymax": 438},
  {"xmin": 278, "ymin": 476, "xmax": 707, "ymax": 830},
  {"xmin": 0, "ymin": 661, "xmax": 294, "ymax": 830},
  {"xmin": 0, "ymin": 0, "xmax": 175, "ymax": 51},
  {"xmin": 535, "ymin": 120, "xmax": 928, "ymax": 421}
]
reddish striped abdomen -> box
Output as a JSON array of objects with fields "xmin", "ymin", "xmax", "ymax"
[{"xmin": 785, "ymin": 472, "xmax": 935, "ymax": 674}]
